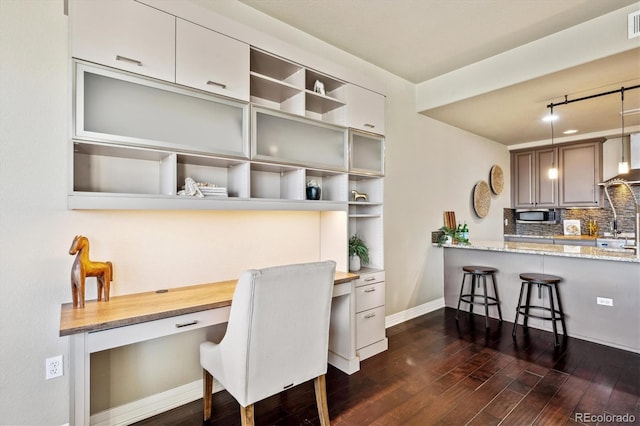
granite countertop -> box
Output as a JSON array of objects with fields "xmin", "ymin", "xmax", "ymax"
[{"xmin": 435, "ymin": 240, "xmax": 640, "ymax": 263}]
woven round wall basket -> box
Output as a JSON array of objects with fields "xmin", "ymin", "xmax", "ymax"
[
  {"xmin": 489, "ymin": 165, "xmax": 504, "ymax": 195},
  {"xmin": 473, "ymin": 180, "xmax": 491, "ymax": 218}
]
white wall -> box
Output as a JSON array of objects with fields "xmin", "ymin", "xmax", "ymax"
[{"xmin": 0, "ymin": 1, "xmax": 509, "ymax": 423}]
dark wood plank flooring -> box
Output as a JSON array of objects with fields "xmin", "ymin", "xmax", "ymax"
[{"xmin": 134, "ymin": 307, "xmax": 639, "ymax": 425}]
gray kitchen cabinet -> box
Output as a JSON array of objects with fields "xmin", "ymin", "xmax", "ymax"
[
  {"xmin": 558, "ymin": 140, "xmax": 603, "ymax": 207},
  {"xmin": 511, "ymin": 147, "xmax": 557, "ymax": 208}
]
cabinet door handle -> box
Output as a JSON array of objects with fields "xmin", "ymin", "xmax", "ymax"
[
  {"xmin": 364, "ymin": 277, "xmax": 376, "ymax": 282},
  {"xmin": 207, "ymin": 80, "xmax": 227, "ymax": 89},
  {"xmin": 175, "ymin": 320, "xmax": 198, "ymax": 328},
  {"xmin": 115, "ymin": 55, "xmax": 143, "ymax": 66},
  {"xmin": 364, "ymin": 123, "xmax": 375, "ymax": 128},
  {"xmin": 364, "ymin": 288, "xmax": 376, "ymax": 293},
  {"xmin": 364, "ymin": 313, "xmax": 376, "ymax": 319}
]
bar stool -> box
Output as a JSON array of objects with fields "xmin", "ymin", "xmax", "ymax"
[
  {"xmin": 456, "ymin": 266, "xmax": 503, "ymax": 328},
  {"xmin": 512, "ymin": 273, "xmax": 567, "ymax": 347}
]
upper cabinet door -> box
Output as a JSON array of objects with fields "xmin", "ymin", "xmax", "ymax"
[
  {"xmin": 176, "ymin": 19, "xmax": 250, "ymax": 102},
  {"xmin": 512, "ymin": 150, "xmax": 535, "ymax": 208},
  {"xmin": 71, "ymin": 0, "xmax": 176, "ymax": 82},
  {"xmin": 347, "ymin": 84, "xmax": 385, "ymax": 135},
  {"xmin": 535, "ymin": 147, "xmax": 558, "ymax": 207},
  {"xmin": 559, "ymin": 141, "xmax": 603, "ymax": 207}
]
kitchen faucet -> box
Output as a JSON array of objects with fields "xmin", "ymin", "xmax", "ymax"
[{"xmin": 602, "ymin": 178, "xmax": 640, "ymax": 257}]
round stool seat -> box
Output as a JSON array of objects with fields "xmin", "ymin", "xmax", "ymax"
[
  {"xmin": 513, "ymin": 272, "xmax": 566, "ymax": 347},
  {"xmin": 456, "ymin": 265, "xmax": 502, "ymax": 328},
  {"xmin": 519, "ymin": 273, "xmax": 562, "ymax": 285},
  {"xmin": 463, "ymin": 266, "xmax": 498, "ymax": 275}
]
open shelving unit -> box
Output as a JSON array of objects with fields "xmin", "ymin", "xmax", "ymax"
[{"xmin": 250, "ymin": 48, "xmax": 346, "ymax": 126}]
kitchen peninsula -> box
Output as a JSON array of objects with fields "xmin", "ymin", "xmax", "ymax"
[{"xmin": 438, "ymin": 240, "xmax": 640, "ymax": 352}]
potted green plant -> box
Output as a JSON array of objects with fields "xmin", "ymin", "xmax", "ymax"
[
  {"xmin": 437, "ymin": 226, "xmax": 470, "ymax": 247},
  {"xmin": 348, "ymin": 234, "xmax": 369, "ymax": 272}
]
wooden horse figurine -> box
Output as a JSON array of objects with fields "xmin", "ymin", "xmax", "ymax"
[
  {"xmin": 69, "ymin": 235, "xmax": 113, "ymax": 308},
  {"xmin": 351, "ymin": 190, "xmax": 368, "ymax": 202}
]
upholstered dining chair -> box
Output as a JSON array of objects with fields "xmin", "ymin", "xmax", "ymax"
[{"xmin": 200, "ymin": 260, "xmax": 337, "ymax": 426}]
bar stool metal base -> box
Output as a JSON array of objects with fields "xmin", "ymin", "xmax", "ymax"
[
  {"xmin": 455, "ymin": 266, "xmax": 503, "ymax": 328},
  {"xmin": 512, "ymin": 273, "xmax": 567, "ymax": 347}
]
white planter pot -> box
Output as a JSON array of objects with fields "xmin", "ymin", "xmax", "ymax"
[{"xmin": 349, "ymin": 255, "xmax": 361, "ymax": 272}]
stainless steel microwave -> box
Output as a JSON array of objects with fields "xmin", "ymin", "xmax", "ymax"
[{"xmin": 515, "ymin": 209, "xmax": 558, "ymax": 224}]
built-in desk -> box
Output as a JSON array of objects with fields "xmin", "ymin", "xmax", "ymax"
[{"xmin": 60, "ymin": 271, "xmax": 359, "ymax": 426}]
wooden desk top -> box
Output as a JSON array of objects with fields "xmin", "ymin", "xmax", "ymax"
[{"xmin": 59, "ymin": 271, "xmax": 359, "ymax": 336}]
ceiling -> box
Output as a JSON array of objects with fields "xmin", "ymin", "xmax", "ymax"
[{"xmin": 236, "ymin": 0, "xmax": 640, "ymax": 145}]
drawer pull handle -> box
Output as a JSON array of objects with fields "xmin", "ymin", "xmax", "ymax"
[
  {"xmin": 115, "ymin": 55, "xmax": 142, "ymax": 66},
  {"xmin": 364, "ymin": 313, "xmax": 376, "ymax": 319},
  {"xmin": 364, "ymin": 277, "xmax": 376, "ymax": 282},
  {"xmin": 364, "ymin": 288, "xmax": 376, "ymax": 293},
  {"xmin": 364, "ymin": 123, "xmax": 375, "ymax": 128},
  {"xmin": 207, "ymin": 80, "xmax": 227, "ymax": 89},
  {"xmin": 175, "ymin": 320, "xmax": 198, "ymax": 328}
]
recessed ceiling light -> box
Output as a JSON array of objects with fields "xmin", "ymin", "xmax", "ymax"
[
  {"xmin": 542, "ymin": 114, "xmax": 558, "ymax": 122},
  {"xmin": 563, "ymin": 129, "xmax": 578, "ymax": 134}
]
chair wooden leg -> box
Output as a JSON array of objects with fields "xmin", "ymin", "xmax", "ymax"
[
  {"xmin": 314, "ymin": 374, "xmax": 330, "ymax": 426},
  {"xmin": 240, "ymin": 404, "xmax": 254, "ymax": 426},
  {"xmin": 203, "ymin": 369, "xmax": 213, "ymax": 422}
]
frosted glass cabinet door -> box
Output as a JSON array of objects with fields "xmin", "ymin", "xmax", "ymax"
[
  {"xmin": 350, "ymin": 131, "xmax": 384, "ymax": 175},
  {"xmin": 252, "ymin": 108, "xmax": 347, "ymax": 171},
  {"xmin": 176, "ymin": 19, "xmax": 250, "ymax": 101},
  {"xmin": 76, "ymin": 64, "xmax": 249, "ymax": 158},
  {"xmin": 71, "ymin": 0, "xmax": 176, "ymax": 82}
]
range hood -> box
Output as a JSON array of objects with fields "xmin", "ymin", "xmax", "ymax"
[{"xmin": 603, "ymin": 133, "xmax": 640, "ymax": 185}]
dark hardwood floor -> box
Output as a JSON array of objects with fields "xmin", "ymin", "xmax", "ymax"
[{"xmin": 134, "ymin": 307, "xmax": 639, "ymax": 425}]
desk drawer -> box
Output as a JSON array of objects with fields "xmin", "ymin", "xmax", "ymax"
[
  {"xmin": 356, "ymin": 305, "xmax": 385, "ymax": 349},
  {"xmin": 87, "ymin": 307, "xmax": 230, "ymax": 353},
  {"xmin": 355, "ymin": 282, "xmax": 385, "ymax": 313},
  {"xmin": 356, "ymin": 271, "xmax": 385, "ymax": 287}
]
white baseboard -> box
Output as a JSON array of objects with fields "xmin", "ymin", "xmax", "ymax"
[
  {"xmin": 91, "ymin": 379, "xmax": 224, "ymax": 426},
  {"xmin": 385, "ymin": 297, "xmax": 445, "ymax": 328},
  {"xmin": 90, "ymin": 301, "xmax": 445, "ymax": 426}
]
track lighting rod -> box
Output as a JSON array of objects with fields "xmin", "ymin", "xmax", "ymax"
[{"xmin": 546, "ymin": 84, "xmax": 640, "ymax": 110}]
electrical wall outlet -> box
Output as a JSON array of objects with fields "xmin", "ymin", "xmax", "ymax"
[
  {"xmin": 45, "ymin": 355, "xmax": 63, "ymax": 380},
  {"xmin": 597, "ymin": 297, "xmax": 613, "ymax": 307}
]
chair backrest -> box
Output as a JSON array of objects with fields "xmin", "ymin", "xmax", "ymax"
[{"xmin": 218, "ymin": 260, "xmax": 336, "ymax": 407}]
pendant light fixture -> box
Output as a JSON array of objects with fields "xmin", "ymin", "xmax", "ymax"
[
  {"xmin": 618, "ymin": 87, "xmax": 629, "ymax": 174},
  {"xmin": 548, "ymin": 105, "xmax": 558, "ymax": 180}
]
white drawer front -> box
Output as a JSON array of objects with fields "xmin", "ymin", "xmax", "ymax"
[
  {"xmin": 355, "ymin": 282, "xmax": 385, "ymax": 313},
  {"xmin": 356, "ymin": 306, "xmax": 386, "ymax": 349},
  {"xmin": 356, "ymin": 271, "xmax": 385, "ymax": 287},
  {"xmin": 87, "ymin": 307, "xmax": 230, "ymax": 353}
]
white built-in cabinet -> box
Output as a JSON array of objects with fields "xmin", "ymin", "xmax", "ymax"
[
  {"xmin": 354, "ymin": 271, "xmax": 388, "ymax": 360},
  {"xmin": 71, "ymin": 0, "xmax": 176, "ymax": 82},
  {"xmin": 347, "ymin": 84, "xmax": 386, "ymax": 135},
  {"xmin": 175, "ymin": 19, "xmax": 250, "ymax": 101},
  {"xmin": 69, "ymin": 0, "xmax": 387, "ymax": 360},
  {"xmin": 71, "ymin": 1, "xmax": 250, "ymax": 102}
]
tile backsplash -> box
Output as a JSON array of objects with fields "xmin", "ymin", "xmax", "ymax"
[{"xmin": 505, "ymin": 184, "xmax": 640, "ymax": 237}]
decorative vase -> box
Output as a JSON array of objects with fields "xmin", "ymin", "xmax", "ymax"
[
  {"xmin": 306, "ymin": 185, "xmax": 321, "ymax": 200},
  {"xmin": 349, "ymin": 255, "xmax": 361, "ymax": 272}
]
